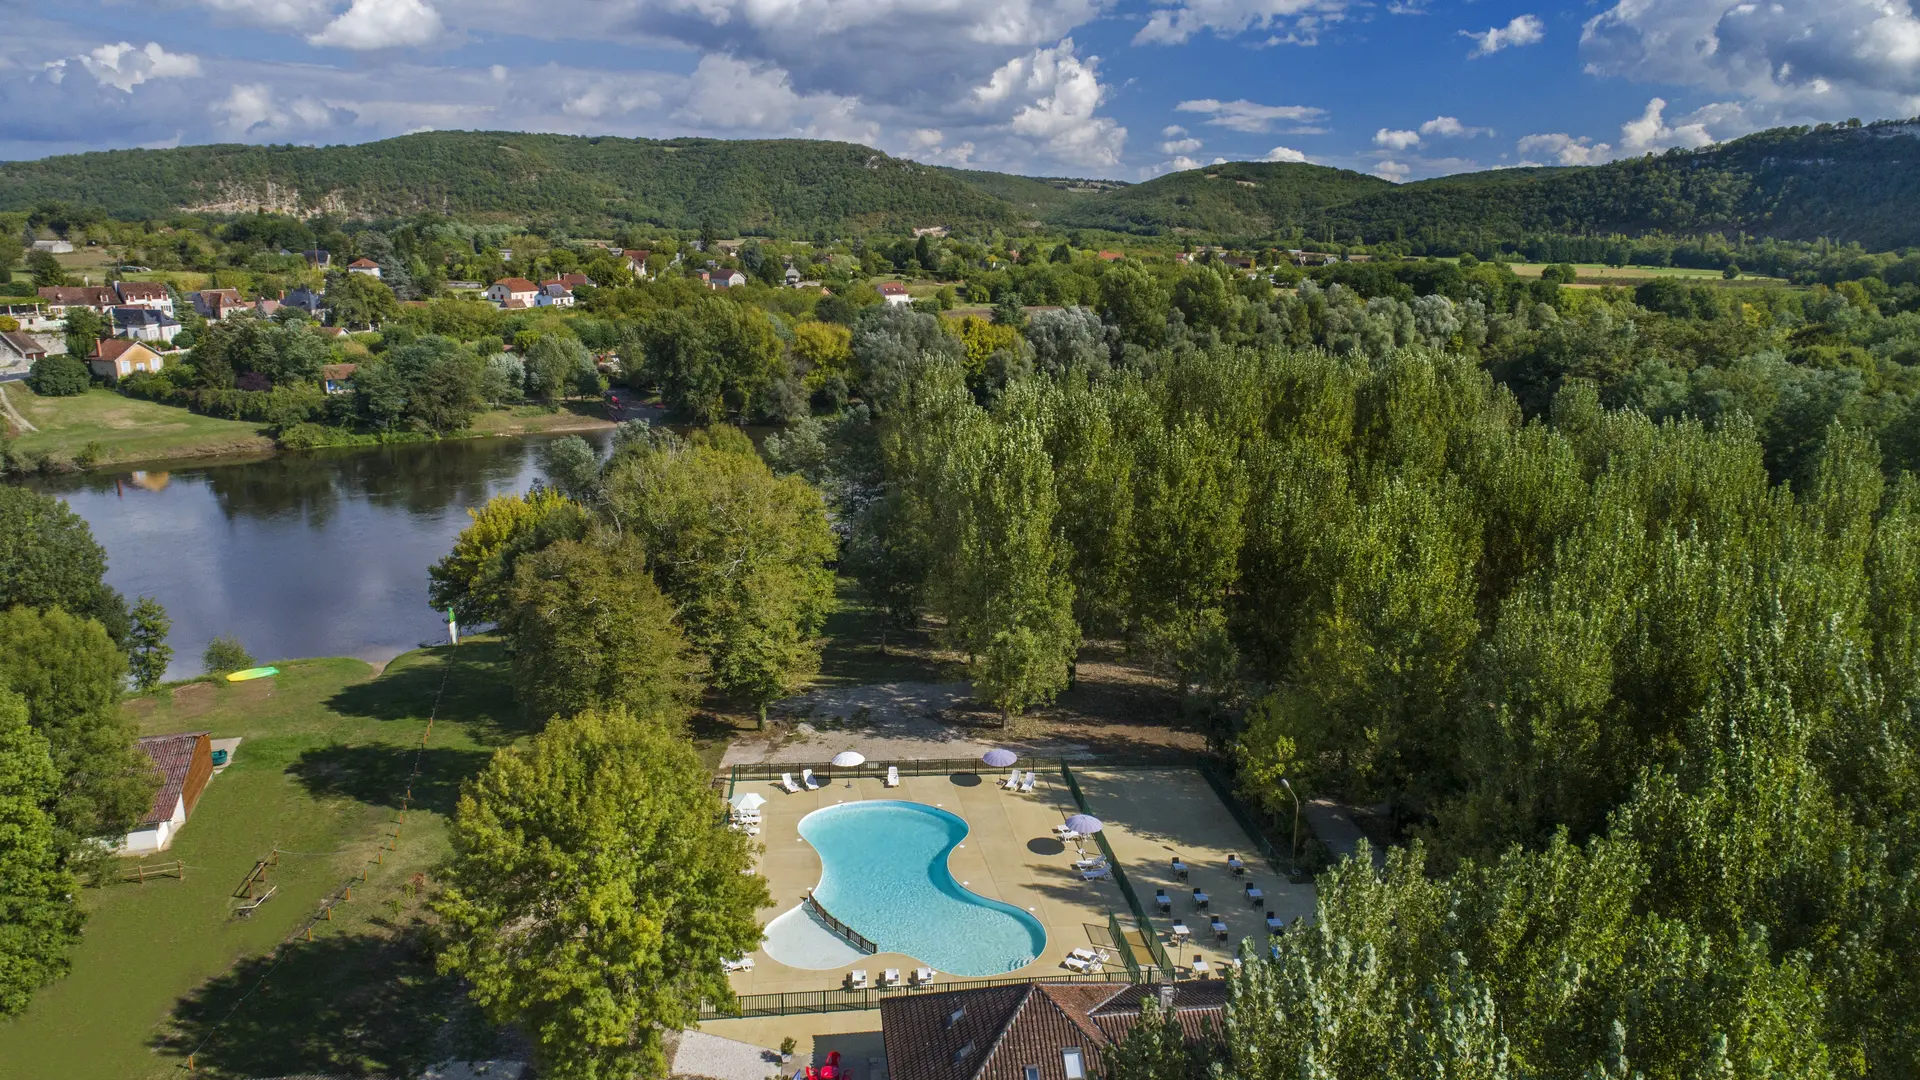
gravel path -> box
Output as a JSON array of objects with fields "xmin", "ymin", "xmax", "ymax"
[
  {"xmin": 672, "ymin": 1030, "xmax": 787, "ymax": 1080},
  {"xmin": 721, "ymin": 681, "xmax": 1097, "ymax": 766}
]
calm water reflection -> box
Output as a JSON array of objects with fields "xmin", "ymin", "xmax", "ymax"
[{"xmin": 22, "ymin": 432, "xmax": 609, "ymax": 679}]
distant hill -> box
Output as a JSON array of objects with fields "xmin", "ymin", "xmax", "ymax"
[
  {"xmin": 0, "ymin": 132, "xmax": 1023, "ymax": 234},
  {"xmin": 3, "ymin": 120, "xmax": 1918, "ymax": 246}
]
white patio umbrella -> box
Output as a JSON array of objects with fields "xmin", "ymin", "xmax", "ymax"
[
  {"xmin": 830, "ymin": 751, "xmax": 867, "ymax": 767},
  {"xmin": 731, "ymin": 791, "xmax": 767, "ymax": 812}
]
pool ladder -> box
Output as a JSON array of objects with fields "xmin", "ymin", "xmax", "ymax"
[{"xmin": 804, "ymin": 892, "xmax": 878, "ymax": 955}]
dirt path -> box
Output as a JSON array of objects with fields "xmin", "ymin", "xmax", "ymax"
[{"xmin": 0, "ymin": 382, "xmax": 38, "ymax": 433}]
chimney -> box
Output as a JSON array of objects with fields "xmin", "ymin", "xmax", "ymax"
[{"xmin": 1158, "ymin": 982, "xmax": 1175, "ymax": 1010}]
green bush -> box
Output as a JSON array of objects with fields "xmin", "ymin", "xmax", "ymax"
[
  {"xmin": 26, "ymin": 354, "xmax": 90, "ymax": 396},
  {"xmin": 201, "ymin": 635, "xmax": 255, "ymax": 675}
]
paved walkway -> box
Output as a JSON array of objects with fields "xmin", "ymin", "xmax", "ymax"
[
  {"xmin": 1303, "ymin": 798, "xmax": 1386, "ymax": 868},
  {"xmin": 673, "ymin": 1030, "xmax": 787, "ymax": 1080}
]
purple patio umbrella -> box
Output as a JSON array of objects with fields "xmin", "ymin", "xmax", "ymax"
[
  {"xmin": 1064, "ymin": 814, "xmax": 1104, "ymax": 835},
  {"xmin": 981, "ymin": 748, "xmax": 1019, "ymax": 768}
]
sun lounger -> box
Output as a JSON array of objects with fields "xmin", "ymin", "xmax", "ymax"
[
  {"xmin": 803, "ymin": 769, "xmax": 820, "ymax": 791},
  {"xmin": 1072, "ymin": 856, "xmax": 1108, "ymax": 871},
  {"xmin": 1156, "ymin": 889, "xmax": 1172, "ymax": 913},
  {"xmin": 1063, "ymin": 956, "xmax": 1103, "ymax": 974},
  {"xmin": 1018, "ymin": 770, "xmax": 1036, "ymax": 793},
  {"xmin": 848, "ymin": 969, "xmax": 869, "ymax": 989},
  {"xmin": 723, "ymin": 956, "xmax": 755, "ymax": 972},
  {"xmin": 1069, "ymin": 947, "xmax": 1101, "ymax": 961},
  {"xmin": 913, "ymin": 967, "xmax": 936, "ymax": 986},
  {"xmin": 1211, "ymin": 917, "xmax": 1228, "ymax": 940},
  {"xmin": 1266, "ymin": 913, "xmax": 1284, "ymax": 934},
  {"xmin": 881, "ymin": 968, "xmax": 901, "ymax": 986},
  {"xmin": 1171, "ymin": 857, "xmax": 1188, "ymax": 880},
  {"xmin": 885, "ymin": 765, "xmax": 901, "ymax": 787},
  {"xmin": 781, "ymin": 772, "xmax": 801, "ymax": 793},
  {"xmin": 1192, "ymin": 889, "xmax": 1209, "ymax": 909},
  {"xmin": 1228, "ymin": 854, "xmax": 1245, "ymax": 876},
  {"xmin": 1082, "ymin": 865, "xmax": 1113, "ymax": 881},
  {"xmin": 1001, "ymin": 769, "xmax": 1020, "ymax": 789}
]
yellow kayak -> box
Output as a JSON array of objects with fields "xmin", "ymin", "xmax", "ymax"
[{"xmin": 225, "ymin": 666, "xmax": 279, "ymax": 682}]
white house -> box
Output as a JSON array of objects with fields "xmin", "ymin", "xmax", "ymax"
[
  {"xmin": 536, "ymin": 281, "xmax": 575, "ymax": 307},
  {"xmin": 485, "ymin": 277, "xmax": 539, "ymax": 307},
  {"xmin": 878, "ymin": 281, "xmax": 912, "ymax": 307},
  {"xmin": 112, "ymin": 307, "xmax": 182, "ymax": 345},
  {"xmin": 706, "ymin": 269, "xmax": 747, "ymax": 289},
  {"xmin": 121, "ymin": 732, "xmax": 213, "ymax": 854},
  {"xmin": 347, "ymin": 258, "xmax": 382, "ymax": 278},
  {"xmin": 113, "ymin": 281, "xmax": 174, "ymax": 314}
]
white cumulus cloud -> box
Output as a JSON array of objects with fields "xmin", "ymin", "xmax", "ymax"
[
  {"xmin": 1373, "ymin": 159, "xmax": 1411, "ymax": 180},
  {"xmin": 1516, "ymin": 131, "xmax": 1613, "ymax": 165},
  {"xmin": 1161, "ymin": 135, "xmax": 1203, "ymax": 152},
  {"xmin": 1133, "ymin": 0, "xmax": 1351, "ymax": 46},
  {"xmin": 1618, "ymin": 96, "xmax": 1715, "ymax": 154},
  {"xmin": 1420, "ymin": 115, "xmax": 1492, "ymax": 138},
  {"xmin": 1262, "ymin": 145, "xmax": 1308, "ymax": 161},
  {"xmin": 1175, "ymin": 97, "xmax": 1326, "ymax": 133},
  {"xmin": 214, "ymin": 82, "xmax": 356, "ymax": 136},
  {"xmin": 44, "ymin": 42, "xmax": 202, "ymax": 93},
  {"xmin": 308, "ymin": 0, "xmax": 445, "ymax": 49},
  {"xmin": 1373, "ymin": 127, "xmax": 1420, "ymax": 150},
  {"xmin": 1463, "ymin": 14, "xmax": 1545, "ymax": 56},
  {"xmin": 978, "ymin": 39, "xmax": 1126, "ymax": 167}
]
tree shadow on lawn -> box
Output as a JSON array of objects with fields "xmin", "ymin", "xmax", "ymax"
[
  {"xmin": 153, "ymin": 928, "xmax": 506, "ymax": 1080},
  {"xmin": 326, "ymin": 641, "xmax": 537, "ymax": 748},
  {"xmin": 289, "ymin": 744, "xmax": 495, "ymax": 815}
]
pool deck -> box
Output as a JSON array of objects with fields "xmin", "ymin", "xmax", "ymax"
[{"xmin": 726, "ymin": 765, "xmax": 1315, "ymax": 1009}]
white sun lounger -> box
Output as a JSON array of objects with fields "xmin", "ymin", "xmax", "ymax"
[
  {"xmin": 1018, "ymin": 770, "xmax": 1036, "ymax": 793},
  {"xmin": 723, "ymin": 956, "xmax": 756, "ymax": 972},
  {"xmin": 1063, "ymin": 955, "xmax": 1103, "ymax": 974},
  {"xmin": 881, "ymin": 968, "xmax": 901, "ymax": 986},
  {"xmin": 913, "ymin": 967, "xmax": 936, "ymax": 986},
  {"xmin": 1072, "ymin": 856, "xmax": 1108, "ymax": 871},
  {"xmin": 781, "ymin": 772, "xmax": 801, "ymax": 794},
  {"xmin": 1082, "ymin": 865, "xmax": 1112, "ymax": 881},
  {"xmin": 1001, "ymin": 768, "xmax": 1020, "ymax": 789},
  {"xmin": 1069, "ymin": 947, "xmax": 1101, "ymax": 961},
  {"xmin": 848, "ymin": 969, "xmax": 869, "ymax": 989},
  {"xmin": 803, "ymin": 769, "xmax": 820, "ymax": 791},
  {"xmin": 885, "ymin": 766, "xmax": 901, "ymax": 787}
]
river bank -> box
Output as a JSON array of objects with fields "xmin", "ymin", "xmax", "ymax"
[{"xmin": 0, "ymin": 382, "xmax": 616, "ymax": 473}]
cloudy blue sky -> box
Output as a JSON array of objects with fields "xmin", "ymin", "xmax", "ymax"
[{"xmin": 3, "ymin": 0, "xmax": 1917, "ymax": 180}]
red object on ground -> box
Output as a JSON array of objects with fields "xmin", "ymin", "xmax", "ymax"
[{"xmin": 807, "ymin": 1050, "xmax": 843, "ymax": 1080}]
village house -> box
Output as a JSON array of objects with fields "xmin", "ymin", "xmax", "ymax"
[
  {"xmin": 322, "ymin": 363, "xmax": 358, "ymax": 394},
  {"xmin": 88, "ymin": 338, "xmax": 166, "ymax": 381},
  {"xmin": 878, "ymin": 280, "xmax": 912, "ymax": 306},
  {"xmin": 0, "ymin": 329, "xmax": 48, "ymax": 375},
  {"xmin": 112, "ymin": 280, "xmax": 174, "ymax": 314},
  {"xmin": 881, "ymin": 981, "xmax": 1224, "ymax": 1080},
  {"xmin": 30, "ymin": 239, "xmax": 73, "ymax": 254},
  {"xmin": 1, "ymin": 302, "xmax": 57, "ymax": 332},
  {"xmin": 112, "ymin": 306, "xmax": 182, "ymax": 345},
  {"xmin": 285, "ymin": 286, "xmax": 325, "ymax": 317},
  {"xmin": 536, "ymin": 281, "xmax": 575, "ymax": 307},
  {"xmin": 190, "ymin": 288, "xmax": 246, "ymax": 320},
  {"xmin": 784, "ymin": 265, "xmax": 802, "ymax": 286},
  {"xmin": 347, "ymin": 258, "xmax": 382, "ymax": 278},
  {"xmin": 485, "ymin": 277, "xmax": 539, "ymax": 308},
  {"xmin": 36, "ymin": 285, "xmax": 119, "ymax": 317},
  {"xmin": 302, "ymin": 249, "xmax": 331, "ymax": 268},
  {"xmin": 120, "ymin": 732, "xmax": 214, "ymax": 854},
  {"xmin": 706, "ymin": 269, "xmax": 747, "ymax": 289},
  {"xmin": 624, "ymin": 250, "xmax": 652, "ymax": 278}
]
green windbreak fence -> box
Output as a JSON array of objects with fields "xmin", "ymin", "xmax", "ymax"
[
  {"xmin": 701, "ymin": 970, "xmax": 1134, "ymax": 1020},
  {"xmin": 1061, "ymin": 762, "xmax": 1173, "ymax": 979},
  {"xmin": 1194, "ymin": 761, "xmax": 1288, "ymax": 875}
]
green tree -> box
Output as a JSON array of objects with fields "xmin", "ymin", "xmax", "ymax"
[
  {"xmin": 1105, "ymin": 995, "xmax": 1210, "ymax": 1080},
  {"xmin": 125, "ymin": 597, "xmax": 172, "ymax": 691},
  {"xmin": 524, "ymin": 334, "xmax": 592, "ymax": 403},
  {"xmin": 0, "ymin": 488, "xmax": 127, "ymax": 641},
  {"xmin": 500, "ymin": 537, "xmax": 701, "ymax": 723},
  {"xmin": 0, "ymin": 607, "xmax": 155, "ymax": 864},
  {"xmin": 26, "ymin": 354, "xmax": 89, "ymax": 397},
  {"xmin": 429, "ymin": 488, "xmax": 589, "ymax": 624},
  {"xmin": 604, "ymin": 427, "xmax": 836, "ymax": 722},
  {"xmin": 638, "ymin": 298, "xmax": 786, "ymax": 422},
  {"xmin": 201, "ymin": 635, "xmax": 254, "ymax": 675},
  {"xmin": 61, "ymin": 307, "xmax": 103, "ymax": 364},
  {"xmin": 435, "ymin": 707, "xmax": 769, "ymax": 1080},
  {"xmin": 26, "ymin": 249, "xmax": 66, "ymax": 287},
  {"xmin": 0, "ymin": 687, "xmax": 81, "ymax": 1018}
]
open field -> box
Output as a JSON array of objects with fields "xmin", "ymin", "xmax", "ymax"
[
  {"xmin": 1503, "ymin": 262, "xmax": 1786, "ymax": 284},
  {"xmin": 4, "ymin": 384, "xmax": 276, "ymax": 465},
  {"xmin": 0, "ymin": 644, "xmax": 530, "ymax": 1080}
]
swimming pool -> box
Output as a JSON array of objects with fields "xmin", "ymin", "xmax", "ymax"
[{"xmin": 791, "ymin": 801, "xmax": 1046, "ymax": 976}]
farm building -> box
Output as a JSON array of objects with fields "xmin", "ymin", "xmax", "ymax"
[{"xmin": 123, "ymin": 732, "xmax": 214, "ymax": 854}]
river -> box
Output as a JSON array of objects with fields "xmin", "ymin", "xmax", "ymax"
[{"xmin": 20, "ymin": 432, "xmax": 610, "ymax": 680}]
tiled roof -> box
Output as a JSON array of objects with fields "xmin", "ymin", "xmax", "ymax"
[
  {"xmin": 0, "ymin": 330, "xmax": 46, "ymax": 357},
  {"xmin": 348, "ymin": 258, "xmax": 380, "ymax": 268},
  {"xmin": 38, "ymin": 286, "xmax": 116, "ymax": 306},
  {"xmin": 492, "ymin": 277, "xmax": 537, "ymax": 292},
  {"xmin": 322, "ymin": 363, "xmax": 358, "ymax": 380},
  {"xmin": 92, "ymin": 338, "xmax": 139, "ymax": 361},
  {"xmin": 136, "ymin": 732, "xmax": 209, "ymax": 826},
  {"xmin": 878, "ymin": 281, "xmax": 910, "ymax": 295},
  {"xmin": 881, "ymin": 982, "xmax": 1225, "ymax": 1080},
  {"xmin": 115, "ymin": 281, "xmax": 169, "ymax": 300}
]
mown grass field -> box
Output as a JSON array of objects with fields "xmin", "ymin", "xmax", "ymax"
[
  {"xmin": 2, "ymin": 384, "xmax": 274, "ymax": 466},
  {"xmin": 0, "ymin": 644, "xmax": 529, "ymax": 1080},
  {"xmin": 1504, "ymin": 262, "xmax": 1786, "ymax": 284}
]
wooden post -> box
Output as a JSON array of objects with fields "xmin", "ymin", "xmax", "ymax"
[
  {"xmin": 325, "ymin": 906, "xmax": 332, "ymax": 921},
  {"xmin": 344, "ymin": 886, "xmax": 351, "ymax": 901},
  {"xmin": 304, "ymin": 927, "xmax": 312, "ymax": 942}
]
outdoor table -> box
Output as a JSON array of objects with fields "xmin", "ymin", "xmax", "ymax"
[
  {"xmin": 1192, "ymin": 957, "xmax": 1212, "ymax": 978},
  {"xmin": 1246, "ymin": 885, "xmax": 1264, "ymax": 908},
  {"xmin": 1228, "ymin": 856, "xmax": 1245, "ymax": 876},
  {"xmin": 1192, "ymin": 889, "xmax": 1209, "ymax": 909},
  {"xmin": 1172, "ymin": 858, "xmax": 1188, "ymax": 880},
  {"xmin": 1170, "ymin": 922, "xmax": 1192, "ymax": 943}
]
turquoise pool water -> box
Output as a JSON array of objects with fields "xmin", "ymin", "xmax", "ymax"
[{"xmin": 798, "ymin": 801, "xmax": 1046, "ymax": 976}]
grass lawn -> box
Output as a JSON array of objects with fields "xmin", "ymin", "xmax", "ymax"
[
  {"xmin": 463, "ymin": 400, "xmax": 614, "ymax": 438},
  {"xmin": 0, "ymin": 643, "xmax": 533, "ymax": 1080},
  {"xmin": 1504, "ymin": 262, "xmax": 1786, "ymax": 285},
  {"xmin": 3, "ymin": 384, "xmax": 274, "ymax": 466}
]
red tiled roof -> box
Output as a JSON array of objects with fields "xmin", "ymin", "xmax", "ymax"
[
  {"xmin": 878, "ymin": 281, "xmax": 910, "ymax": 295},
  {"xmin": 136, "ymin": 732, "xmax": 210, "ymax": 826},
  {"xmin": 115, "ymin": 281, "xmax": 169, "ymax": 300},
  {"xmin": 91, "ymin": 338, "xmax": 139, "ymax": 361},
  {"xmin": 348, "ymin": 258, "xmax": 380, "ymax": 268},
  {"xmin": 492, "ymin": 277, "xmax": 537, "ymax": 292},
  {"xmin": 322, "ymin": 363, "xmax": 358, "ymax": 381},
  {"xmin": 38, "ymin": 286, "xmax": 116, "ymax": 306},
  {"xmin": 881, "ymin": 982, "xmax": 1224, "ymax": 1080}
]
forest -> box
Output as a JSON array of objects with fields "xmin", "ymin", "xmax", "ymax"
[{"xmin": 2, "ymin": 118, "xmax": 1919, "ymax": 246}]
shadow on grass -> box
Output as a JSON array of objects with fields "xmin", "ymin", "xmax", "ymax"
[
  {"xmin": 326, "ymin": 641, "xmax": 536, "ymax": 748},
  {"xmin": 289, "ymin": 744, "xmax": 495, "ymax": 815},
  {"xmin": 153, "ymin": 929, "xmax": 504, "ymax": 1080}
]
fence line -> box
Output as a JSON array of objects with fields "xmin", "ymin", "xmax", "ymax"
[
  {"xmin": 1194, "ymin": 761, "xmax": 1289, "ymax": 876},
  {"xmin": 701, "ymin": 970, "xmax": 1134, "ymax": 1020},
  {"xmin": 1059, "ymin": 762, "xmax": 1173, "ymax": 980},
  {"xmin": 726, "ymin": 753, "xmax": 1203, "ymax": 787}
]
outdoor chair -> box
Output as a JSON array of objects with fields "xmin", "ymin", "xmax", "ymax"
[
  {"xmin": 803, "ymin": 769, "xmax": 820, "ymax": 791},
  {"xmin": 1064, "ymin": 955, "xmax": 1103, "ymax": 974},
  {"xmin": 881, "ymin": 968, "xmax": 901, "ymax": 986},
  {"xmin": 848, "ymin": 969, "xmax": 869, "ymax": 989},
  {"xmin": 913, "ymin": 967, "xmax": 936, "ymax": 986},
  {"xmin": 723, "ymin": 956, "xmax": 755, "ymax": 972},
  {"xmin": 1072, "ymin": 855, "xmax": 1108, "ymax": 871},
  {"xmin": 780, "ymin": 772, "xmax": 801, "ymax": 794},
  {"xmin": 1018, "ymin": 770, "xmax": 1036, "ymax": 793},
  {"xmin": 885, "ymin": 765, "xmax": 901, "ymax": 787},
  {"xmin": 1001, "ymin": 769, "xmax": 1020, "ymax": 789},
  {"xmin": 1069, "ymin": 947, "xmax": 1100, "ymax": 961}
]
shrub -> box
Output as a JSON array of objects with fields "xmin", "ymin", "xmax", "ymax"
[
  {"xmin": 26, "ymin": 354, "xmax": 90, "ymax": 396},
  {"xmin": 201, "ymin": 635, "xmax": 255, "ymax": 675}
]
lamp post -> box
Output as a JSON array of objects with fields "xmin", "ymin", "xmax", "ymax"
[{"xmin": 1279, "ymin": 778, "xmax": 1300, "ymax": 873}]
